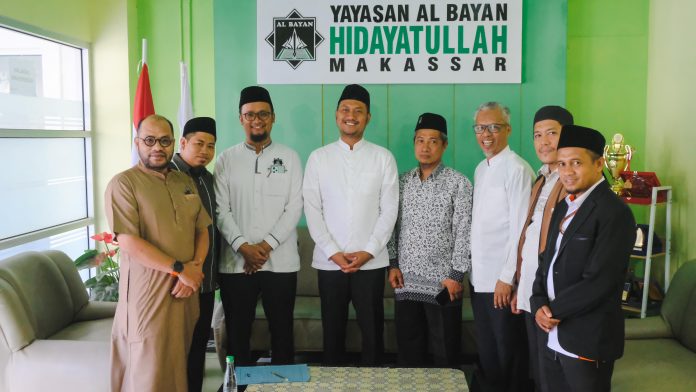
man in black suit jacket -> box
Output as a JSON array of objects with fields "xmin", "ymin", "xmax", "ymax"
[{"xmin": 530, "ymin": 125, "xmax": 636, "ymax": 392}]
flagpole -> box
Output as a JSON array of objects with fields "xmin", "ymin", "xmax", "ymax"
[{"xmin": 142, "ymin": 38, "xmax": 148, "ymax": 65}]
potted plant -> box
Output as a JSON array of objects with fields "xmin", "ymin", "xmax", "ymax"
[{"xmin": 74, "ymin": 232, "xmax": 120, "ymax": 301}]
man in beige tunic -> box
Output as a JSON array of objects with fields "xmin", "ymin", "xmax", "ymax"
[{"xmin": 106, "ymin": 114, "xmax": 211, "ymax": 392}]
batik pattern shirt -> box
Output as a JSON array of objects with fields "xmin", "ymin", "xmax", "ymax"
[{"xmin": 387, "ymin": 164, "xmax": 473, "ymax": 304}]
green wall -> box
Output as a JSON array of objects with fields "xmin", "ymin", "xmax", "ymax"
[
  {"xmin": 566, "ymin": 0, "xmax": 649, "ymax": 172},
  {"xmin": 566, "ymin": 0, "xmax": 696, "ymax": 273},
  {"xmin": 134, "ymin": 0, "xmax": 216, "ymax": 130},
  {"xmin": 214, "ymin": 1, "xmax": 568, "ymax": 180},
  {"xmin": 567, "ymin": 0, "xmax": 650, "ymax": 226}
]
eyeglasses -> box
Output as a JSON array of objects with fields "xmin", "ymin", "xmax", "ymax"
[
  {"xmin": 473, "ymin": 123, "xmax": 508, "ymax": 134},
  {"xmin": 137, "ymin": 136, "xmax": 173, "ymax": 147},
  {"xmin": 242, "ymin": 111, "xmax": 272, "ymax": 121}
]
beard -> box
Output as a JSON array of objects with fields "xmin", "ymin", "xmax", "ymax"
[
  {"xmin": 250, "ymin": 131, "xmax": 268, "ymax": 143},
  {"xmin": 139, "ymin": 150, "xmax": 172, "ymax": 171}
]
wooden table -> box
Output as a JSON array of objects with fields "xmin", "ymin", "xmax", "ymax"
[{"xmin": 244, "ymin": 366, "xmax": 468, "ymax": 391}]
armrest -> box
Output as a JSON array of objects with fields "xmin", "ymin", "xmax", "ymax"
[
  {"xmin": 0, "ymin": 279, "xmax": 35, "ymax": 352},
  {"xmin": 624, "ymin": 316, "xmax": 673, "ymax": 339},
  {"xmin": 74, "ymin": 301, "xmax": 117, "ymax": 322}
]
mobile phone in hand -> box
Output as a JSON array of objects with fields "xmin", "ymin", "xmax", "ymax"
[{"xmin": 436, "ymin": 287, "xmax": 451, "ymax": 305}]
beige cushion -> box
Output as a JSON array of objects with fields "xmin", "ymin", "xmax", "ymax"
[
  {"xmin": 0, "ymin": 251, "xmax": 75, "ymax": 339},
  {"xmin": 0, "ymin": 250, "xmax": 115, "ymax": 392},
  {"xmin": 661, "ymin": 261, "xmax": 696, "ymax": 344},
  {"xmin": 613, "ymin": 339, "xmax": 696, "ymax": 392}
]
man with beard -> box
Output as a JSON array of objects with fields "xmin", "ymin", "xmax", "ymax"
[
  {"xmin": 215, "ymin": 86, "xmax": 303, "ymax": 366},
  {"xmin": 303, "ymin": 84, "xmax": 399, "ymax": 365},
  {"xmin": 168, "ymin": 116, "xmax": 219, "ymax": 392},
  {"xmin": 531, "ymin": 125, "xmax": 635, "ymax": 391},
  {"xmin": 106, "ymin": 114, "xmax": 210, "ymax": 391}
]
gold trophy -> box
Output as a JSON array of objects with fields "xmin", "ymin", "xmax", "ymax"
[{"xmin": 603, "ymin": 133, "xmax": 633, "ymax": 195}]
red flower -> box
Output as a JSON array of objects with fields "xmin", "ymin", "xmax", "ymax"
[
  {"xmin": 91, "ymin": 232, "xmax": 115, "ymax": 243},
  {"xmin": 108, "ymin": 250, "xmax": 117, "ymax": 257}
]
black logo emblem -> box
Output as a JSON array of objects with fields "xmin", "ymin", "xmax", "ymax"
[{"xmin": 265, "ymin": 9, "xmax": 324, "ymax": 69}]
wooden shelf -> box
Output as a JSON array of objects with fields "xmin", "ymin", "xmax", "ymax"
[{"xmin": 631, "ymin": 252, "xmax": 666, "ymax": 260}]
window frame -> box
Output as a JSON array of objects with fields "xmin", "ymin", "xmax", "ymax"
[{"xmin": 0, "ymin": 16, "xmax": 96, "ymax": 253}]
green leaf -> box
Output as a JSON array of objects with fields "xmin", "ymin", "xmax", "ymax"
[
  {"xmin": 74, "ymin": 249, "xmax": 99, "ymax": 269},
  {"xmin": 99, "ymin": 275, "xmax": 117, "ymax": 285},
  {"xmin": 89, "ymin": 282, "xmax": 119, "ymax": 302},
  {"xmin": 84, "ymin": 276, "xmax": 98, "ymax": 288}
]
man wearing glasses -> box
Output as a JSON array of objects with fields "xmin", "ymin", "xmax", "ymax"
[
  {"xmin": 469, "ymin": 102, "xmax": 534, "ymax": 391},
  {"xmin": 215, "ymin": 86, "xmax": 303, "ymax": 366},
  {"xmin": 106, "ymin": 114, "xmax": 210, "ymax": 391}
]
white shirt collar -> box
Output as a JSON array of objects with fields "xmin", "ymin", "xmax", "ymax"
[
  {"xmin": 244, "ymin": 140, "xmax": 273, "ymax": 154},
  {"xmin": 537, "ymin": 164, "xmax": 558, "ymax": 178},
  {"xmin": 486, "ymin": 145, "xmax": 511, "ymax": 167},
  {"xmin": 337, "ymin": 137, "xmax": 365, "ymax": 152}
]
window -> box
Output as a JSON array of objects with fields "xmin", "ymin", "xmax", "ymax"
[{"xmin": 0, "ymin": 23, "xmax": 94, "ymax": 262}]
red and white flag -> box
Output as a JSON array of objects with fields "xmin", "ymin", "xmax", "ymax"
[{"xmin": 131, "ymin": 60, "xmax": 155, "ymax": 166}]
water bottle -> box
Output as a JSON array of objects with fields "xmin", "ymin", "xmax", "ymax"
[{"xmin": 223, "ymin": 355, "xmax": 238, "ymax": 392}]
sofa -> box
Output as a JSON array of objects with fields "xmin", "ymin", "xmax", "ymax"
[
  {"xmin": 0, "ymin": 250, "xmax": 116, "ymax": 392},
  {"xmin": 214, "ymin": 226, "xmax": 477, "ymax": 365},
  {"xmin": 613, "ymin": 260, "xmax": 696, "ymax": 391}
]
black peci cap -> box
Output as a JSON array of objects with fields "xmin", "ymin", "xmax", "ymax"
[
  {"xmin": 415, "ymin": 112, "xmax": 447, "ymax": 135},
  {"xmin": 534, "ymin": 105, "xmax": 574, "ymax": 127},
  {"xmin": 183, "ymin": 117, "xmax": 216, "ymax": 138},
  {"xmin": 337, "ymin": 84, "xmax": 370, "ymax": 112},
  {"xmin": 557, "ymin": 124, "xmax": 605, "ymax": 156},
  {"xmin": 239, "ymin": 86, "xmax": 274, "ymax": 112}
]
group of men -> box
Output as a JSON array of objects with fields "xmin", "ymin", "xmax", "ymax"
[{"xmin": 105, "ymin": 83, "xmax": 635, "ymax": 392}]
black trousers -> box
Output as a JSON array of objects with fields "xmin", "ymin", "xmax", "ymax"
[
  {"xmin": 395, "ymin": 299, "xmax": 462, "ymax": 367},
  {"xmin": 470, "ymin": 286, "xmax": 529, "ymax": 392},
  {"xmin": 187, "ymin": 290, "xmax": 215, "ymax": 392},
  {"xmin": 219, "ymin": 271, "xmax": 297, "ymax": 366},
  {"xmin": 542, "ymin": 347, "xmax": 614, "ymax": 392},
  {"xmin": 317, "ymin": 268, "xmax": 385, "ymax": 366},
  {"xmin": 524, "ymin": 311, "xmax": 549, "ymax": 392}
]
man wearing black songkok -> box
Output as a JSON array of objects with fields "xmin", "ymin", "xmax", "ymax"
[
  {"xmin": 303, "ymin": 84, "xmax": 399, "ymax": 365},
  {"xmin": 530, "ymin": 125, "xmax": 636, "ymax": 392},
  {"xmin": 387, "ymin": 113, "xmax": 473, "ymax": 367},
  {"xmin": 215, "ymin": 86, "xmax": 304, "ymax": 367},
  {"xmin": 169, "ymin": 116, "xmax": 219, "ymax": 392},
  {"xmin": 511, "ymin": 105, "xmax": 574, "ymax": 391}
]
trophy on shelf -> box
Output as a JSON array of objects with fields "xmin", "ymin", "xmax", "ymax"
[{"xmin": 603, "ymin": 133, "xmax": 633, "ymax": 195}]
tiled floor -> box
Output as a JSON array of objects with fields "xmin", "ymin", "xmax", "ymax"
[{"xmin": 202, "ymin": 352, "xmax": 224, "ymax": 392}]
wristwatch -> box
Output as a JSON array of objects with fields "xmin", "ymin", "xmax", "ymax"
[{"xmin": 171, "ymin": 260, "xmax": 184, "ymax": 277}]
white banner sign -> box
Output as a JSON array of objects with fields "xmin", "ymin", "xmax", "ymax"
[{"xmin": 257, "ymin": 0, "xmax": 522, "ymax": 84}]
